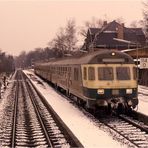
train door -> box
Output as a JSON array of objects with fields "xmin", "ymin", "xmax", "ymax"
[
  {"xmin": 49, "ymin": 66, "xmax": 52, "ymax": 81},
  {"xmin": 71, "ymin": 66, "xmax": 83, "ymax": 96}
]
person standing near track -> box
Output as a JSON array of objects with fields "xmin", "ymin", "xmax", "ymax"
[
  {"xmin": 0, "ymin": 80, "xmax": 2, "ymax": 99},
  {"xmin": 3, "ymin": 75, "xmax": 6, "ymax": 89}
]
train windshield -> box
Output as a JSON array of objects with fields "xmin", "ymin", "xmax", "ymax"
[
  {"xmin": 88, "ymin": 67, "xmax": 95, "ymax": 80},
  {"xmin": 98, "ymin": 67, "xmax": 113, "ymax": 80},
  {"xmin": 116, "ymin": 67, "xmax": 130, "ymax": 80}
]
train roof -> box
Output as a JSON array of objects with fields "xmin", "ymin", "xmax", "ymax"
[{"xmin": 36, "ymin": 50, "xmax": 134, "ymax": 66}]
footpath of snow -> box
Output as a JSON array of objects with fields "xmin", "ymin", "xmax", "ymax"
[
  {"xmin": 138, "ymin": 85, "xmax": 148, "ymax": 116},
  {"xmin": 0, "ymin": 71, "xmax": 17, "ymax": 117},
  {"xmin": 23, "ymin": 69, "xmax": 127, "ymax": 148}
]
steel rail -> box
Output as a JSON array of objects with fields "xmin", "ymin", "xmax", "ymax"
[
  {"xmin": 119, "ymin": 114, "xmax": 148, "ymax": 133},
  {"xmin": 131, "ymin": 110, "xmax": 148, "ymax": 126},
  {"xmin": 100, "ymin": 117, "xmax": 140, "ymax": 148},
  {"xmin": 24, "ymin": 79, "xmax": 53, "ymax": 147},
  {"xmin": 100, "ymin": 114, "xmax": 148, "ymax": 148},
  {"xmin": 23, "ymin": 71, "xmax": 83, "ymax": 148},
  {"xmin": 11, "ymin": 80, "xmax": 19, "ymax": 147}
]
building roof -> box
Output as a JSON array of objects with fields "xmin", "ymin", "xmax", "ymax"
[
  {"xmin": 88, "ymin": 28, "xmax": 100, "ymax": 35},
  {"xmin": 83, "ymin": 20, "xmax": 146, "ymax": 51}
]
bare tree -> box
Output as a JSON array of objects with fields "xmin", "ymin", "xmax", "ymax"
[
  {"xmin": 0, "ymin": 50, "xmax": 15, "ymax": 73},
  {"xmin": 142, "ymin": 0, "xmax": 148, "ymax": 39},
  {"xmin": 79, "ymin": 17, "xmax": 107, "ymax": 38},
  {"xmin": 49, "ymin": 19, "xmax": 77, "ymax": 56},
  {"xmin": 53, "ymin": 27, "xmax": 67, "ymax": 51},
  {"xmin": 130, "ymin": 20, "xmax": 138, "ymax": 28},
  {"xmin": 115, "ymin": 17, "xmax": 124, "ymax": 24},
  {"xmin": 65, "ymin": 19, "xmax": 77, "ymax": 51},
  {"xmin": 15, "ymin": 51, "xmax": 26, "ymax": 68}
]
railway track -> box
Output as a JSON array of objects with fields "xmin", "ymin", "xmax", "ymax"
[
  {"xmin": 24, "ymin": 70, "xmax": 148, "ymax": 147},
  {"xmin": 99, "ymin": 114, "xmax": 148, "ymax": 147},
  {"xmin": 51, "ymin": 87, "xmax": 148, "ymax": 147},
  {"xmin": 53, "ymin": 84, "xmax": 148, "ymax": 147},
  {"xmin": 1, "ymin": 70, "xmax": 83, "ymax": 147}
]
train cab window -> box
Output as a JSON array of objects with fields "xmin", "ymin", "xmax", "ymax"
[
  {"xmin": 116, "ymin": 67, "xmax": 130, "ymax": 80},
  {"xmin": 88, "ymin": 67, "xmax": 95, "ymax": 80},
  {"xmin": 98, "ymin": 67, "xmax": 113, "ymax": 80},
  {"xmin": 83, "ymin": 67, "xmax": 87, "ymax": 80},
  {"xmin": 133, "ymin": 67, "xmax": 137, "ymax": 80}
]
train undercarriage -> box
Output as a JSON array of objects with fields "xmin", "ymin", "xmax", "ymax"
[{"xmin": 56, "ymin": 85, "xmax": 138, "ymax": 115}]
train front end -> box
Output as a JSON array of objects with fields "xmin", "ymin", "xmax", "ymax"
[{"xmin": 81, "ymin": 50, "xmax": 138, "ymax": 112}]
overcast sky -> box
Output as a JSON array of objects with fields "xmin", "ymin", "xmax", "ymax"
[{"xmin": 0, "ymin": 0, "xmax": 144, "ymax": 56}]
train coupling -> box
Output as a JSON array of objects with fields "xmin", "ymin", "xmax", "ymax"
[{"xmin": 109, "ymin": 97, "xmax": 125, "ymax": 110}]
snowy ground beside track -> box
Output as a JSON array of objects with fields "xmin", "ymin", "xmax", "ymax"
[
  {"xmin": 1, "ymin": 69, "xmax": 147, "ymax": 148},
  {"xmin": 138, "ymin": 85, "xmax": 148, "ymax": 115},
  {"xmin": 23, "ymin": 69, "xmax": 128, "ymax": 148}
]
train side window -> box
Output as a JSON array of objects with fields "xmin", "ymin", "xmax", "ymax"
[
  {"xmin": 57, "ymin": 67, "xmax": 59, "ymax": 74},
  {"xmin": 88, "ymin": 67, "xmax": 95, "ymax": 80},
  {"xmin": 84, "ymin": 67, "xmax": 87, "ymax": 80},
  {"xmin": 59, "ymin": 67, "xmax": 61, "ymax": 75},
  {"xmin": 52, "ymin": 67, "xmax": 54, "ymax": 74},
  {"xmin": 74, "ymin": 68, "xmax": 79, "ymax": 81}
]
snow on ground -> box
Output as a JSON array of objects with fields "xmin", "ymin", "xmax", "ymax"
[
  {"xmin": 23, "ymin": 69, "xmax": 128, "ymax": 148},
  {"xmin": 0, "ymin": 71, "xmax": 16, "ymax": 113},
  {"xmin": 138, "ymin": 85, "xmax": 148, "ymax": 116}
]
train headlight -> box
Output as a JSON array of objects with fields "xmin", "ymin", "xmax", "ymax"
[
  {"xmin": 128, "ymin": 100, "xmax": 133, "ymax": 106},
  {"xmin": 97, "ymin": 89, "xmax": 104, "ymax": 94},
  {"xmin": 126, "ymin": 89, "xmax": 133, "ymax": 94},
  {"xmin": 111, "ymin": 52, "xmax": 115, "ymax": 56}
]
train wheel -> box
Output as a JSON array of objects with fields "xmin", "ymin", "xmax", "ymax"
[
  {"xmin": 125, "ymin": 106, "xmax": 132, "ymax": 115},
  {"xmin": 106, "ymin": 104, "xmax": 112, "ymax": 115},
  {"xmin": 116, "ymin": 103, "xmax": 125, "ymax": 114},
  {"xmin": 66, "ymin": 90, "xmax": 70, "ymax": 97},
  {"xmin": 55, "ymin": 84, "xmax": 58, "ymax": 90}
]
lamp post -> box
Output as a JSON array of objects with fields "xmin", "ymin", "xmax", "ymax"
[
  {"xmin": 136, "ymin": 43, "xmax": 138, "ymax": 77},
  {"xmin": 136, "ymin": 43, "xmax": 139, "ymax": 93}
]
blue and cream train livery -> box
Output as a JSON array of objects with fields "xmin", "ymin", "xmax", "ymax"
[{"xmin": 34, "ymin": 50, "xmax": 138, "ymax": 113}]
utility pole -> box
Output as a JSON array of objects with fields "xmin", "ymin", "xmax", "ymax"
[{"xmin": 0, "ymin": 80, "xmax": 2, "ymax": 99}]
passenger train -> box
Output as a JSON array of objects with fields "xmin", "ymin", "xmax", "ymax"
[{"xmin": 34, "ymin": 50, "xmax": 138, "ymax": 113}]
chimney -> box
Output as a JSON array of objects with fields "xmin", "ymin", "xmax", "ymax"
[
  {"xmin": 117, "ymin": 23, "xmax": 124, "ymax": 39},
  {"xmin": 103, "ymin": 21, "xmax": 107, "ymax": 26}
]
